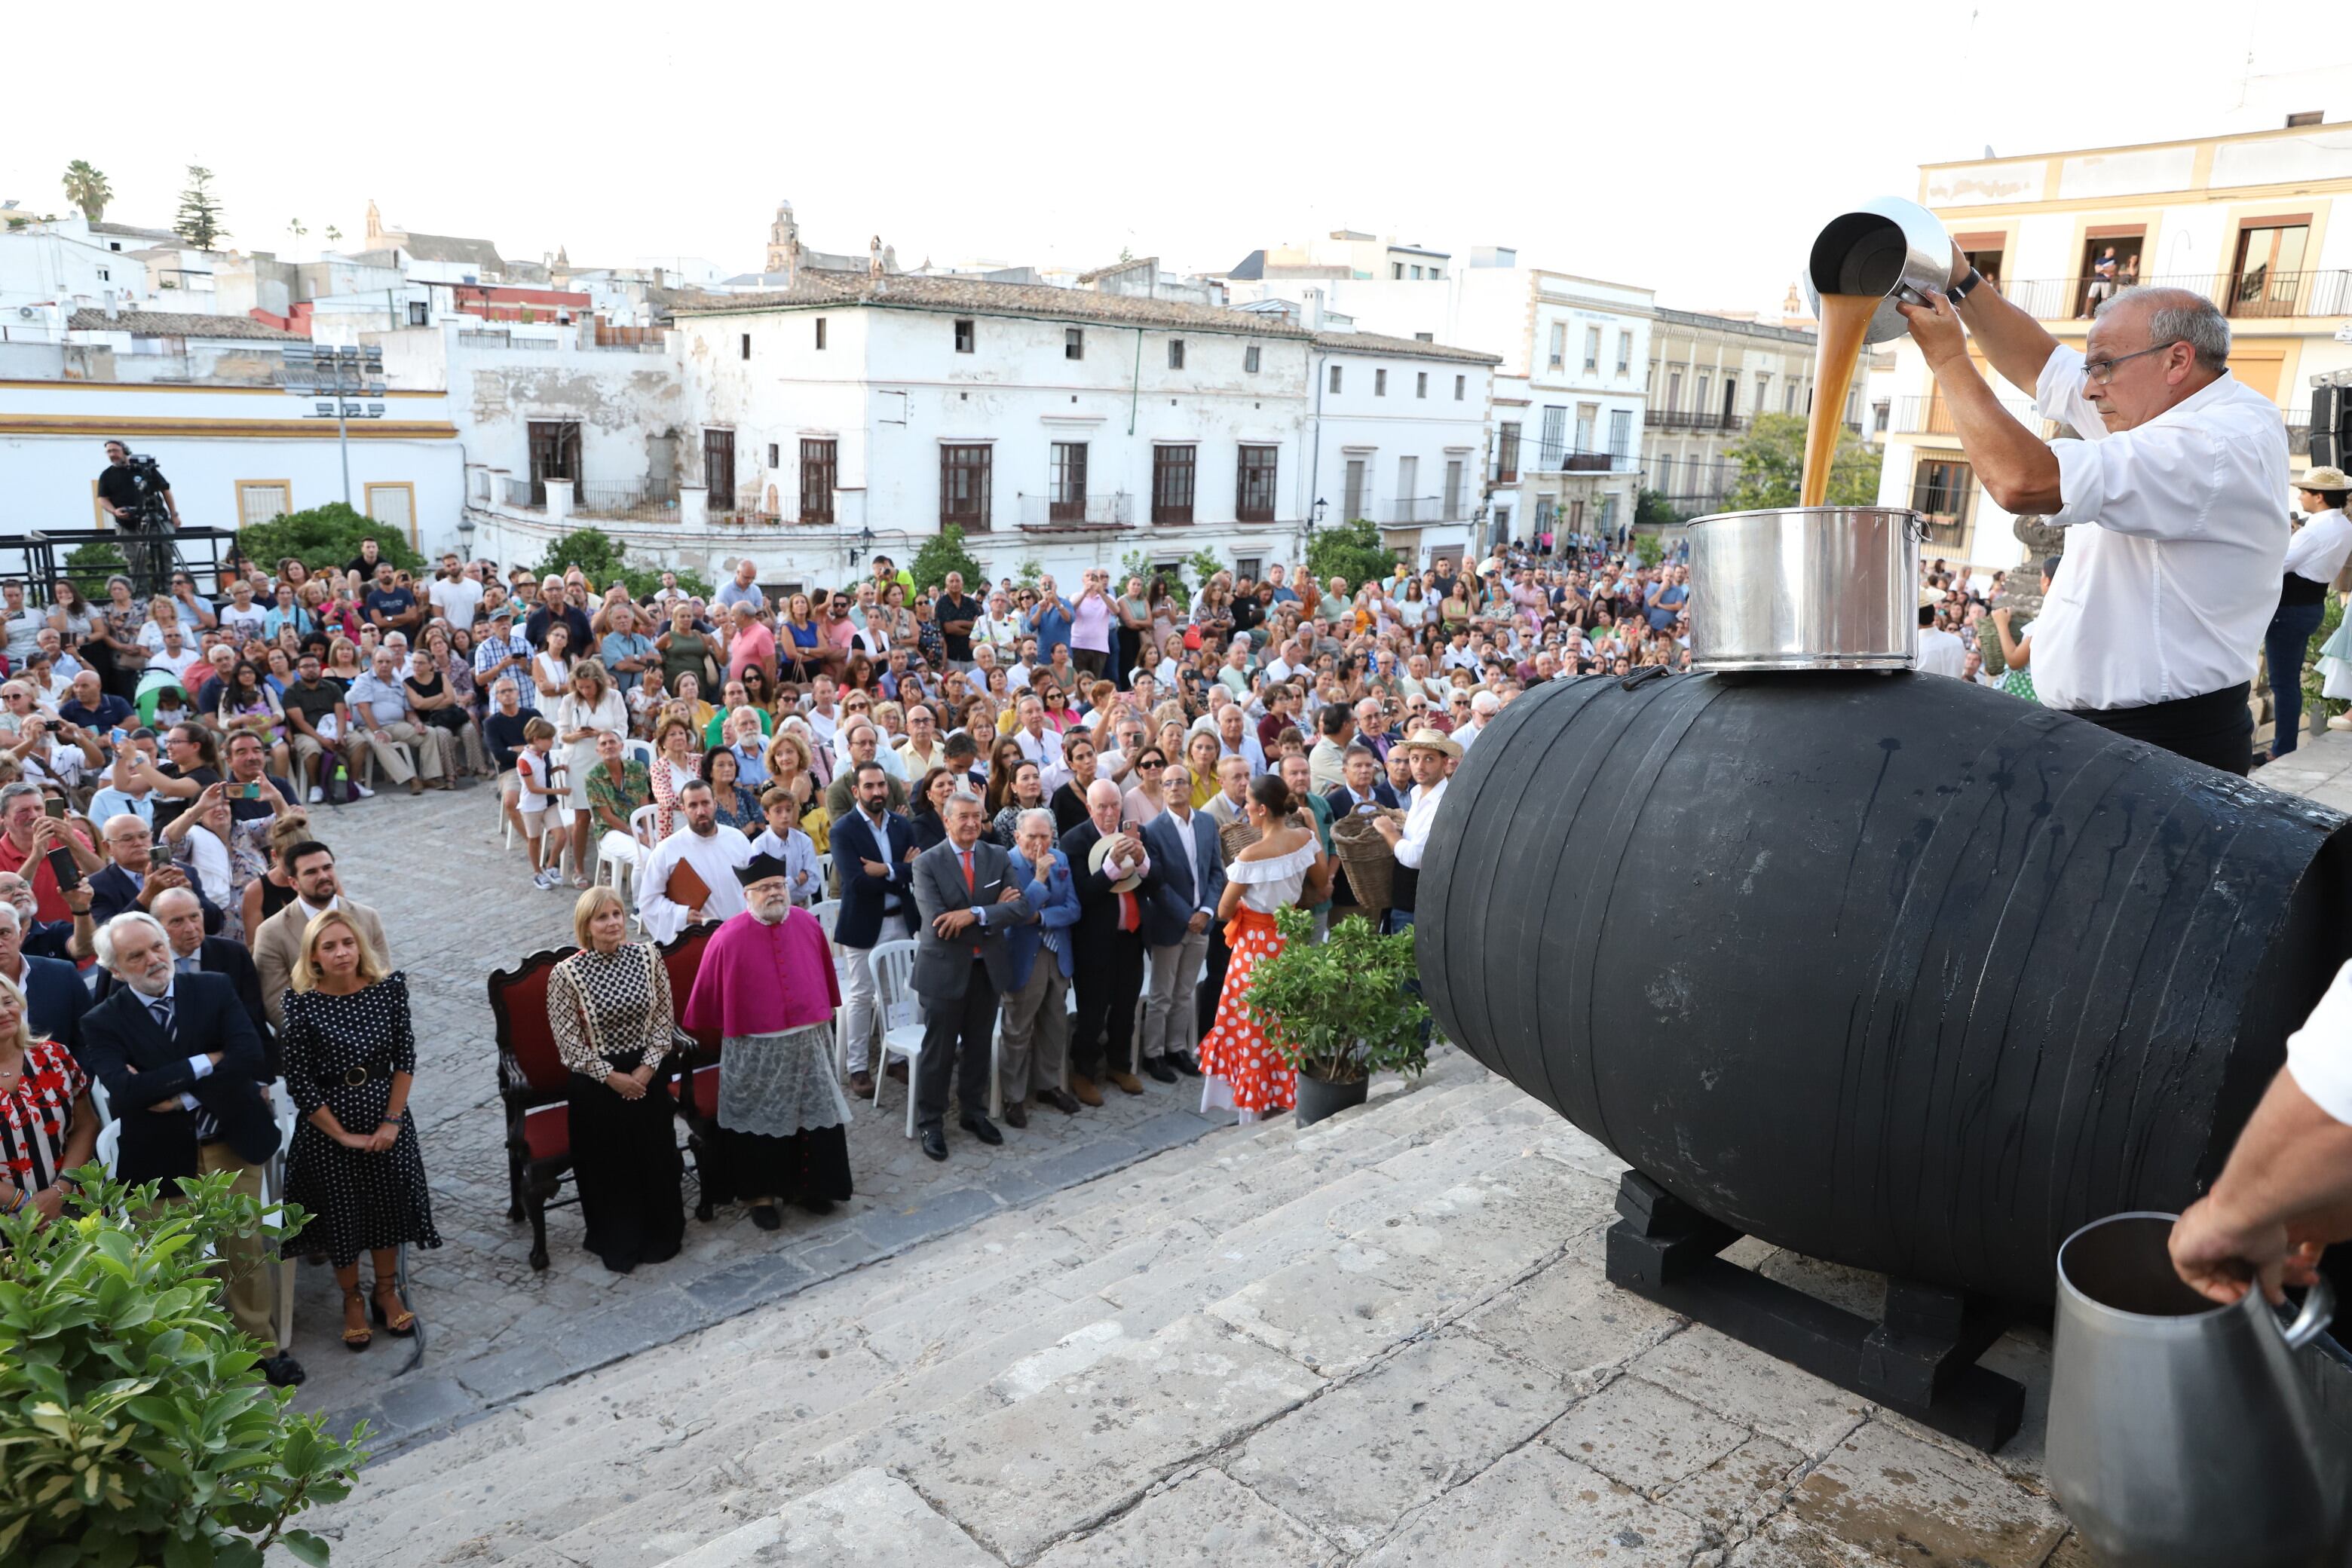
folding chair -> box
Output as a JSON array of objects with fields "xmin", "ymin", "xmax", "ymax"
[{"xmin": 865, "ymin": 939, "xmax": 925, "ymax": 1137}]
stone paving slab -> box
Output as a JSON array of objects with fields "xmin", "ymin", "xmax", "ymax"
[
  {"xmin": 1356, "ymin": 1442, "xmax": 1713, "ymax": 1566},
  {"xmin": 1031, "ymin": 1468, "xmax": 1340, "ymax": 1568},
  {"xmin": 278, "ymin": 782, "xmax": 1242, "ymax": 1446}
]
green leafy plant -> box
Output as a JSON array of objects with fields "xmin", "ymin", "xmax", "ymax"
[
  {"xmin": 1632, "ymin": 531, "xmax": 1666, "ymax": 568},
  {"xmin": 236, "ymin": 502, "xmax": 424, "ymax": 578},
  {"xmin": 1303, "ymin": 518, "xmax": 1394, "ymax": 596},
  {"xmin": 909, "ymin": 526, "xmax": 986, "ymax": 592},
  {"xmin": 61, "ymin": 161, "xmax": 112, "ymax": 224},
  {"xmin": 1185, "ymin": 547, "xmax": 1227, "ymax": 591},
  {"xmin": 531, "ymin": 527, "xmax": 709, "ymax": 600},
  {"xmin": 0, "ymin": 1166, "xmax": 366, "ymax": 1565},
  {"xmin": 1013, "ymin": 557, "xmax": 1045, "ymax": 591},
  {"xmin": 173, "ymin": 164, "xmax": 228, "ymax": 250},
  {"xmin": 63, "ymin": 541, "xmax": 130, "ymax": 596},
  {"xmin": 1722, "ymin": 412, "xmax": 1881, "ymax": 512},
  {"xmin": 1243, "ymin": 906, "xmax": 1432, "ymax": 1085},
  {"xmin": 1634, "ymin": 488, "xmax": 1686, "ymax": 531}
]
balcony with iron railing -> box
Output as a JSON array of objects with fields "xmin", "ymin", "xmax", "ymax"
[
  {"xmin": 1644, "ymin": 408, "xmax": 1745, "ymax": 433},
  {"xmin": 1014, "ymin": 492, "xmax": 1134, "ymax": 529},
  {"xmin": 1380, "ymin": 496, "xmax": 1467, "ymax": 525},
  {"xmin": 574, "ymin": 478, "xmax": 679, "ymax": 521},
  {"xmin": 1992, "ymin": 269, "xmax": 2352, "ymax": 322},
  {"xmin": 498, "ymin": 475, "xmax": 541, "ymax": 509},
  {"xmin": 1519, "ymin": 444, "xmax": 1640, "ymax": 476}
]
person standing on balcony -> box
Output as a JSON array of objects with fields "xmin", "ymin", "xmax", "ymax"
[{"xmin": 1900, "ymin": 256, "xmax": 2287, "ymax": 775}]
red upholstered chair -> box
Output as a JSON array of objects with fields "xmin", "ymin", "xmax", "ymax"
[
  {"xmin": 487, "ymin": 941, "xmax": 578, "ymax": 1270},
  {"xmin": 660, "ymin": 923, "xmax": 727, "ymax": 1220}
]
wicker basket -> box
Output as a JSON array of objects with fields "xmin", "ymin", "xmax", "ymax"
[
  {"xmin": 1330, "ymin": 808, "xmax": 1404, "ymax": 916},
  {"xmin": 1217, "ymin": 819, "xmax": 1263, "ymax": 865}
]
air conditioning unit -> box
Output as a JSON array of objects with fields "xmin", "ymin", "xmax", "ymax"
[{"xmin": 14, "ymin": 306, "xmax": 33, "ymax": 319}]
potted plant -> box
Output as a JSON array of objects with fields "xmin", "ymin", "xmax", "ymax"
[
  {"xmin": 1244, "ymin": 905, "xmax": 1432, "ymax": 1127},
  {"xmin": 0, "ymin": 1167, "xmax": 369, "ymax": 1565}
]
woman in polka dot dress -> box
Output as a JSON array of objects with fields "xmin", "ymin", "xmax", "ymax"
[
  {"xmin": 1196, "ymin": 775, "xmax": 1329, "ymax": 1122},
  {"xmin": 280, "ymin": 909, "xmax": 441, "ymax": 1352}
]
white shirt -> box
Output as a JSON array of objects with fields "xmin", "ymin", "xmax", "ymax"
[
  {"xmin": 2030, "ymin": 346, "xmax": 2290, "ymax": 712},
  {"xmin": 1916, "ymin": 626, "xmax": 1967, "ymax": 678},
  {"xmin": 636, "ymin": 824, "xmax": 752, "ymax": 943},
  {"xmin": 2286, "ymin": 958, "xmax": 2352, "ymax": 1127},
  {"xmin": 1164, "ymin": 807, "xmax": 1209, "ymax": 914},
  {"xmin": 430, "ymin": 575, "xmax": 485, "ymax": 630},
  {"xmin": 1395, "ymin": 776, "xmax": 1447, "ymax": 871},
  {"xmin": 2285, "ymin": 509, "xmax": 2352, "ymax": 587},
  {"xmin": 1013, "ymin": 726, "xmax": 1064, "ymax": 772}
]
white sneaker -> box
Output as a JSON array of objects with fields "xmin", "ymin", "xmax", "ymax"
[
  {"xmin": 353, "ymin": 782, "xmax": 375, "ymax": 798},
  {"xmin": 533, "ymin": 868, "xmax": 559, "ymax": 890},
  {"xmin": 307, "ymin": 786, "xmax": 323, "ymax": 804}
]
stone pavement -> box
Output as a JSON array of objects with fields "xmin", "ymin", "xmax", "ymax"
[
  {"xmin": 301, "ymin": 1051, "xmax": 2096, "ymax": 1568},
  {"xmin": 2253, "ymin": 727, "xmax": 2352, "ymax": 813},
  {"xmin": 280, "ymin": 780, "xmax": 1231, "ymax": 1449}
]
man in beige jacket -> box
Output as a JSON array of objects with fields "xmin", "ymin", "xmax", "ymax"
[{"xmin": 251, "ymin": 838, "xmax": 390, "ymax": 1028}]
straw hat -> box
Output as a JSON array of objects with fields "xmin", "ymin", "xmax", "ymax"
[
  {"xmin": 2298, "ymin": 465, "xmax": 2349, "ymax": 492},
  {"xmin": 1398, "ymin": 726, "xmax": 1463, "ymax": 761},
  {"xmin": 1086, "ymin": 833, "xmax": 1143, "ymax": 894}
]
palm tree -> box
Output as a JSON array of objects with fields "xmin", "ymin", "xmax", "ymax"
[
  {"xmin": 323, "ymin": 225, "xmax": 341, "ymax": 244},
  {"xmin": 288, "ymin": 218, "xmax": 308, "ymax": 243},
  {"xmin": 60, "ymin": 161, "xmax": 111, "ymax": 223}
]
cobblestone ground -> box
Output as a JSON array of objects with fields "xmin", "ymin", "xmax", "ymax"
[{"xmin": 282, "ymin": 779, "xmax": 1224, "ymax": 1447}]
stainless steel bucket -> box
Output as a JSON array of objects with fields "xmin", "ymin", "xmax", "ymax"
[
  {"xmin": 1802, "ymin": 195, "xmax": 1953, "ymax": 345},
  {"xmin": 1685, "ymin": 506, "xmax": 1921, "ymax": 672},
  {"xmin": 2046, "ymin": 1213, "xmax": 2344, "ymax": 1568}
]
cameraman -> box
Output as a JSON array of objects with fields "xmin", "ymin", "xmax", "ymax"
[{"xmin": 95, "ymin": 440, "xmax": 181, "ymax": 531}]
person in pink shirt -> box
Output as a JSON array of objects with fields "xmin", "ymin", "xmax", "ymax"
[
  {"xmin": 725, "ymin": 602, "xmax": 776, "ymax": 688},
  {"xmin": 680, "ymin": 853, "xmax": 851, "ymax": 1228},
  {"xmin": 1069, "ymin": 568, "xmax": 1115, "ymax": 680}
]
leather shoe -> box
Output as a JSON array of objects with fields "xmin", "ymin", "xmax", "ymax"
[
  {"xmin": 749, "ymin": 1202, "xmax": 782, "ymax": 1231},
  {"xmin": 1039, "ymin": 1088, "xmax": 1081, "ymax": 1116},
  {"xmin": 798, "ymin": 1193, "xmax": 835, "ymax": 1215},
  {"xmin": 260, "ymin": 1352, "xmax": 307, "ymax": 1388},
  {"xmin": 1069, "ymin": 1075, "xmax": 1104, "ymax": 1107},
  {"xmin": 849, "ymin": 1070, "xmax": 874, "ymax": 1096},
  {"xmin": 1142, "ymin": 1058, "xmax": 1178, "ymax": 1084},
  {"xmin": 959, "ymin": 1113, "xmax": 1004, "ymax": 1146},
  {"xmin": 1003, "ymin": 1099, "xmax": 1028, "ymax": 1129},
  {"xmin": 1167, "ymin": 1052, "xmax": 1202, "ymax": 1078},
  {"xmin": 1106, "ymin": 1070, "xmax": 1145, "ymax": 1096},
  {"xmin": 885, "ymin": 1059, "xmax": 908, "ymax": 1084},
  {"xmin": 920, "ymin": 1125, "xmax": 948, "ymax": 1162}
]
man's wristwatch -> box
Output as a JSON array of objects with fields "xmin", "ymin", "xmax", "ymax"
[{"xmin": 1947, "ymin": 267, "xmax": 1984, "ymax": 307}]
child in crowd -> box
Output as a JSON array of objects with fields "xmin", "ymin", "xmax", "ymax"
[
  {"xmin": 515, "ymin": 716, "xmax": 569, "ymax": 890},
  {"xmin": 750, "ymin": 785, "xmax": 820, "ymax": 905}
]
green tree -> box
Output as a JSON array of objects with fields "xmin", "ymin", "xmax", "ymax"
[
  {"xmin": 909, "ymin": 526, "xmax": 985, "ymax": 592},
  {"xmin": 1722, "ymin": 412, "xmax": 1881, "ymax": 513},
  {"xmin": 288, "ymin": 218, "xmax": 308, "ymax": 243},
  {"xmin": 1303, "ymin": 518, "xmax": 1394, "ymax": 593},
  {"xmin": 60, "ymin": 160, "xmax": 111, "ymax": 223},
  {"xmin": 531, "ymin": 527, "xmax": 710, "ymax": 599},
  {"xmin": 1633, "ymin": 531, "xmax": 1666, "ymax": 568},
  {"xmin": 235, "ymin": 502, "xmax": 424, "ymax": 578},
  {"xmin": 1634, "ymin": 488, "xmax": 1686, "ymax": 530},
  {"xmin": 64, "ymin": 539, "xmax": 130, "ymax": 595},
  {"xmin": 174, "ymin": 164, "xmax": 228, "ymax": 250},
  {"xmin": 0, "ymin": 1167, "xmax": 368, "ymax": 1564},
  {"xmin": 1013, "ymin": 557, "xmax": 1045, "ymax": 590},
  {"xmin": 1185, "ymin": 547, "xmax": 1227, "ymax": 591},
  {"xmin": 323, "ymin": 225, "xmax": 342, "ymax": 245}
]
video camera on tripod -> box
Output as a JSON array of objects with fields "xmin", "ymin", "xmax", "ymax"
[{"xmin": 113, "ymin": 452, "xmax": 174, "ymax": 531}]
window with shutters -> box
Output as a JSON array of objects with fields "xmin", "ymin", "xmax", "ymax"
[
  {"xmin": 1548, "ymin": 323, "xmax": 1566, "ymax": 370},
  {"xmin": 1583, "ymin": 326, "xmax": 1600, "ymax": 374},
  {"xmin": 1374, "ymin": 369, "xmax": 1387, "ymax": 397},
  {"xmin": 800, "ymin": 439, "xmax": 836, "ymax": 525},
  {"xmin": 1608, "ymin": 409, "xmax": 1632, "ymax": 458},
  {"xmin": 1236, "ymin": 446, "xmax": 1278, "ymax": 523},
  {"xmin": 1454, "ymin": 374, "xmax": 1465, "ymax": 400},
  {"xmin": 954, "ymin": 318, "xmax": 973, "ymax": 353},
  {"xmin": 1050, "ymin": 442, "xmax": 1088, "ymax": 522},
  {"xmin": 236, "ymin": 481, "xmax": 292, "ymax": 527},
  {"xmin": 1168, "ymin": 338, "xmax": 1185, "ymax": 369},
  {"xmin": 1245, "ymin": 345, "xmax": 1261, "ymax": 373},
  {"xmin": 1416, "ymin": 371, "xmax": 1428, "ymax": 399},
  {"xmin": 1152, "ymin": 446, "xmax": 1196, "ymax": 525},
  {"xmin": 1443, "ymin": 459, "xmax": 1465, "ymax": 519},
  {"xmin": 814, "ymin": 317, "xmax": 827, "ymax": 349},
  {"xmin": 1496, "ymin": 423, "xmax": 1521, "ymax": 482},
  {"xmin": 940, "ymin": 444, "xmax": 991, "ymax": 530},
  {"xmin": 1329, "ymin": 364, "xmax": 1343, "ymax": 394},
  {"xmin": 1615, "ymin": 330, "xmax": 1632, "ymax": 375},
  {"xmin": 1343, "ymin": 458, "xmax": 1367, "ymax": 520},
  {"xmin": 1065, "ymin": 329, "xmax": 1084, "ymax": 360}
]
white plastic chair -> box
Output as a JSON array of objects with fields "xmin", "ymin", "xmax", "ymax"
[
  {"xmin": 595, "ymin": 802, "xmax": 658, "ymax": 911},
  {"xmin": 865, "ymin": 939, "xmax": 924, "ymax": 1136},
  {"xmin": 88, "ymin": 1075, "xmax": 112, "ymax": 1125},
  {"xmin": 261, "ymin": 1083, "xmax": 299, "ymax": 1349},
  {"xmin": 623, "ymin": 738, "xmax": 655, "ymax": 770},
  {"xmin": 95, "ymin": 1117, "xmax": 121, "ymax": 1177},
  {"xmin": 810, "ymin": 899, "xmax": 847, "ymax": 1070}
]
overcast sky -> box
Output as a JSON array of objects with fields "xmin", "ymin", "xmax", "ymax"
[{"xmin": 4, "ymin": 2, "xmax": 2335, "ymax": 319}]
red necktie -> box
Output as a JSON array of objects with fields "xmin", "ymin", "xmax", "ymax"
[{"xmin": 961, "ymin": 850, "xmax": 980, "ymax": 954}]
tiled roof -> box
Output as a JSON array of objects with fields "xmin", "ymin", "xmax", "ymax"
[
  {"xmin": 676, "ymin": 268, "xmax": 1311, "ymax": 338},
  {"xmin": 1311, "ymin": 329, "xmax": 1501, "ymax": 366},
  {"xmin": 386, "ymin": 231, "xmax": 506, "ymax": 269},
  {"xmin": 67, "ymin": 309, "xmax": 307, "ymax": 341}
]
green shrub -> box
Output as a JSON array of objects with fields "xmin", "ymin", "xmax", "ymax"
[
  {"xmin": 1303, "ymin": 519, "xmax": 1394, "ymax": 596},
  {"xmin": 63, "ymin": 541, "xmax": 130, "ymax": 596},
  {"xmin": 1244, "ymin": 905, "xmax": 1432, "ymax": 1085},
  {"xmin": 531, "ymin": 527, "xmax": 710, "ymax": 600},
  {"xmin": 2301, "ymin": 592, "xmax": 2346, "ymax": 727},
  {"xmin": 0, "ymin": 1167, "xmax": 366, "ymax": 1565},
  {"xmin": 235, "ymin": 502, "xmax": 424, "ymax": 578},
  {"xmin": 908, "ymin": 527, "xmax": 986, "ymax": 593}
]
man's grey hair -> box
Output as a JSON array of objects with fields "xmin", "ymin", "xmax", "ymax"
[
  {"xmin": 0, "ymin": 902, "xmax": 19, "ymax": 936},
  {"xmin": 1016, "ymin": 807, "xmax": 1057, "ymax": 838},
  {"xmin": 93, "ymin": 911, "xmax": 167, "ymax": 972},
  {"xmin": 945, "ymin": 790, "xmax": 985, "ymax": 815},
  {"xmin": 2097, "ymin": 286, "xmax": 2229, "ymax": 373},
  {"xmin": 0, "ymin": 782, "xmax": 41, "ymax": 818}
]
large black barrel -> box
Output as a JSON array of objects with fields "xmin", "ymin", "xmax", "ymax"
[{"xmin": 1420, "ymin": 672, "xmax": 2352, "ymax": 1304}]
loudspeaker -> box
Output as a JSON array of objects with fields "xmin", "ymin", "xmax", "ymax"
[{"xmin": 2312, "ymin": 384, "xmax": 2344, "ymax": 470}]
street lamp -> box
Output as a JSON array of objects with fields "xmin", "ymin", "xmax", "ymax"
[
  {"xmin": 848, "ymin": 525, "xmax": 876, "ymax": 571},
  {"xmin": 1312, "ymin": 498, "xmax": 1327, "ymax": 527},
  {"xmin": 281, "ymin": 344, "xmax": 387, "ymax": 509}
]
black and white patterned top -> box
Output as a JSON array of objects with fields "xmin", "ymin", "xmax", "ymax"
[{"xmin": 546, "ymin": 943, "xmax": 689, "ymax": 1077}]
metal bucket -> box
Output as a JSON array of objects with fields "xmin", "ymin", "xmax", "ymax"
[{"xmin": 1685, "ymin": 506, "xmax": 1922, "ymax": 672}]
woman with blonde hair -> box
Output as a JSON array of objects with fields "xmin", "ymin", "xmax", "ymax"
[
  {"xmin": 282, "ymin": 908, "xmax": 438, "ymax": 1350},
  {"xmin": 1184, "ymin": 728, "xmax": 1223, "ymax": 810},
  {"xmin": 544, "ymin": 887, "xmax": 688, "ymax": 1272},
  {"xmin": 557, "ymin": 657, "xmax": 627, "ymax": 889},
  {"xmin": 0, "ymin": 972, "xmax": 98, "ymax": 1232}
]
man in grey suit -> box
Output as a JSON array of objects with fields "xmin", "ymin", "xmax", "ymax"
[
  {"xmin": 908, "ymin": 791, "xmax": 1031, "ymax": 1162},
  {"xmin": 1139, "ymin": 763, "xmax": 1223, "ymax": 1082}
]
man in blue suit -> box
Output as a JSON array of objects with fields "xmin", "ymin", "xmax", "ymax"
[
  {"xmin": 1140, "ymin": 763, "xmax": 1225, "ymax": 1082},
  {"xmin": 79, "ymin": 910, "xmax": 302, "ymax": 1388},
  {"xmin": 0, "ymin": 899, "xmax": 90, "ymax": 1060},
  {"xmin": 996, "ymin": 806, "xmax": 1081, "ymax": 1126},
  {"xmin": 86, "ymin": 812, "xmax": 224, "ymax": 936},
  {"xmin": 828, "ymin": 761, "xmax": 916, "ymax": 1097}
]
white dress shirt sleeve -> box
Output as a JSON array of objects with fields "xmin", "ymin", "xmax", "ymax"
[
  {"xmin": 2283, "ymin": 511, "xmax": 2352, "ymax": 585},
  {"xmin": 2286, "ymin": 959, "xmax": 2352, "ymax": 1128}
]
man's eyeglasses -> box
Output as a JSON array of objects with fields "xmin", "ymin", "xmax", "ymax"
[{"xmin": 2083, "ymin": 340, "xmax": 2182, "ymax": 384}]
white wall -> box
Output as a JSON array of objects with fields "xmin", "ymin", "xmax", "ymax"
[{"xmin": 0, "ymin": 230, "xmax": 151, "ymax": 317}]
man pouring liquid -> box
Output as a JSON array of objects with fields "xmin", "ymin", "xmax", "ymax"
[{"xmin": 1897, "ymin": 256, "xmax": 2288, "ymax": 775}]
